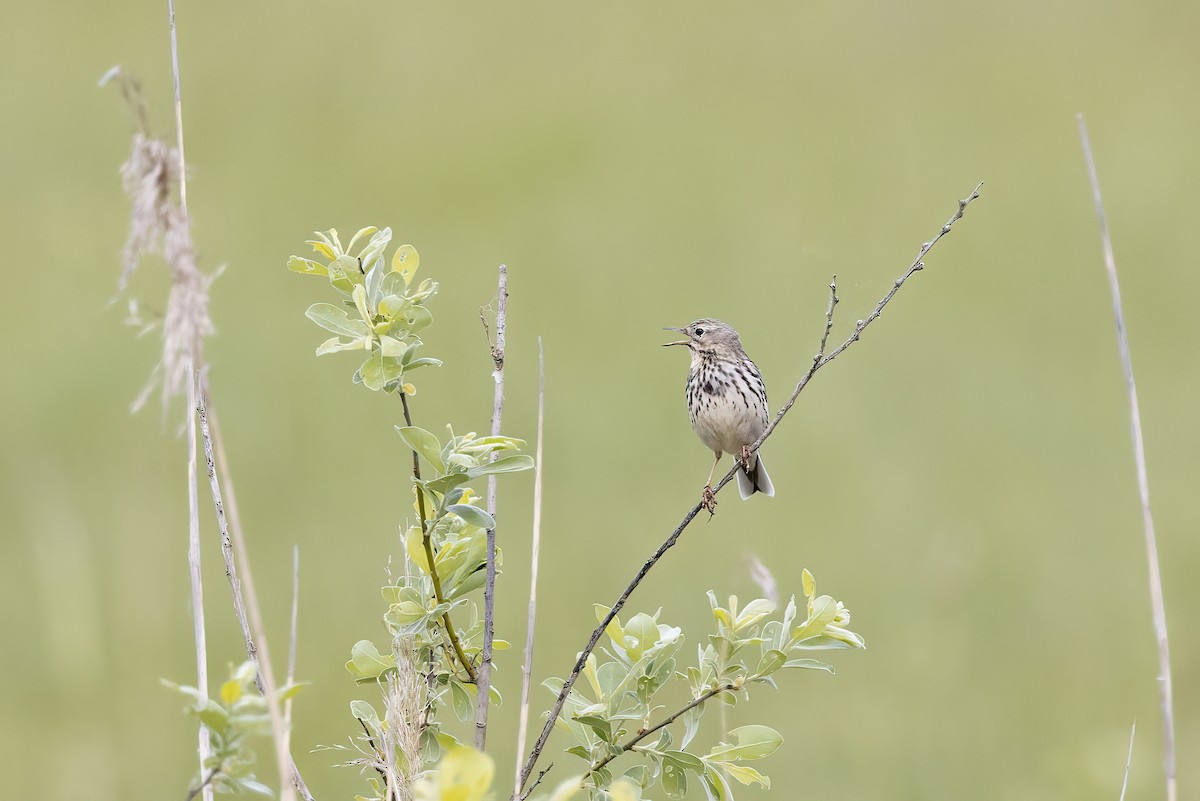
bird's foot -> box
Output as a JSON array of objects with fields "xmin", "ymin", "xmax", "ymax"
[
  {"xmin": 701, "ymin": 485, "xmax": 718, "ymax": 515},
  {"xmin": 739, "ymin": 444, "xmax": 752, "ymax": 469}
]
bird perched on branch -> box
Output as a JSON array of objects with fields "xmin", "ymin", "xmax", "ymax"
[{"xmin": 664, "ymin": 319, "xmax": 773, "ymax": 512}]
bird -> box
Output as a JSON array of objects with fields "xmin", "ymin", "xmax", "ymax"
[{"xmin": 664, "ymin": 318, "xmax": 773, "ymax": 510}]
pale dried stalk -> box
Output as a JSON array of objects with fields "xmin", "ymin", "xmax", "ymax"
[
  {"xmin": 513, "ymin": 337, "xmax": 545, "ymax": 799},
  {"xmin": 515, "ymin": 184, "xmax": 983, "ymax": 795},
  {"xmin": 286, "ymin": 545, "xmax": 300, "ymax": 728},
  {"xmin": 1077, "ymin": 114, "xmax": 1175, "ymax": 801},
  {"xmin": 1120, "ymin": 722, "xmax": 1136, "ymax": 801},
  {"xmin": 383, "ymin": 638, "xmax": 425, "ymax": 801},
  {"xmin": 475, "ymin": 264, "xmax": 508, "ymax": 748},
  {"xmin": 185, "ymin": 363, "xmax": 214, "ymax": 801}
]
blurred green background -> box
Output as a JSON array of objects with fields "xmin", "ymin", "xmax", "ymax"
[{"xmin": 2, "ymin": 1, "xmax": 1197, "ymax": 798}]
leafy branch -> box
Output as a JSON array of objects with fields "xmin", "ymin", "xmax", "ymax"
[
  {"xmin": 402, "ymin": 391, "xmax": 477, "ymax": 684},
  {"xmin": 587, "ymin": 682, "xmax": 736, "ymax": 776},
  {"xmin": 516, "ymin": 184, "xmax": 983, "ymax": 795}
]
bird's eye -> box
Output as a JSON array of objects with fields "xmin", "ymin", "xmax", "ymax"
[{"xmin": 693, "ymin": 327, "xmax": 705, "ymax": 337}]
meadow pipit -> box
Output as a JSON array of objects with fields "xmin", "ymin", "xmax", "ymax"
[{"xmin": 664, "ymin": 319, "xmax": 774, "ymax": 512}]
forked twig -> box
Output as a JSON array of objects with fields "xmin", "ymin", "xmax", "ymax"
[
  {"xmin": 515, "ymin": 184, "xmax": 983, "ymax": 794},
  {"xmin": 475, "ymin": 264, "xmax": 508, "ymax": 747},
  {"xmin": 587, "ymin": 682, "xmax": 736, "ymax": 776},
  {"xmin": 1077, "ymin": 114, "xmax": 1175, "ymax": 801}
]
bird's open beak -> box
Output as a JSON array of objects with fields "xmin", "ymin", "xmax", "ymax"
[{"xmin": 662, "ymin": 327, "xmax": 689, "ymax": 347}]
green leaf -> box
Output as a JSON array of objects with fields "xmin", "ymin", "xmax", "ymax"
[
  {"xmin": 197, "ymin": 702, "xmax": 229, "ymax": 735},
  {"xmin": 391, "ymin": 243, "xmax": 420, "ymax": 285},
  {"xmin": 705, "ymin": 725, "xmax": 783, "ymax": 762},
  {"xmin": 446, "ymin": 504, "xmax": 496, "ymax": 530},
  {"xmin": 236, "ymin": 778, "xmax": 274, "ymax": 796},
  {"xmin": 664, "ymin": 750, "xmax": 705, "ymax": 772},
  {"xmin": 700, "ymin": 765, "xmax": 732, "ymax": 801},
  {"xmin": 733, "ymin": 599, "xmax": 775, "ymax": 631},
  {"xmin": 783, "ymin": 658, "xmax": 835, "ymax": 673},
  {"xmin": 566, "ymin": 745, "xmax": 591, "ymax": 761},
  {"xmin": 395, "ymin": 426, "xmax": 445, "ymax": 474},
  {"xmin": 755, "ymin": 649, "xmax": 787, "ymax": 678},
  {"xmin": 288, "ymin": 255, "xmax": 327, "ymax": 276},
  {"xmin": 401, "ymin": 304, "xmax": 434, "ymax": 334},
  {"xmin": 721, "ymin": 763, "xmax": 770, "ymax": 788},
  {"xmin": 360, "ymin": 351, "xmax": 403, "ymax": 391},
  {"xmin": 790, "ymin": 595, "xmax": 839, "ymax": 644},
  {"xmin": 345, "ymin": 640, "xmax": 395, "ymax": 680},
  {"xmin": 405, "ymin": 356, "xmax": 444, "ymax": 371},
  {"xmin": 661, "ymin": 756, "xmax": 688, "ymax": 799},
  {"xmin": 419, "ymin": 727, "xmax": 442, "ymax": 764},
  {"xmin": 681, "ymin": 702, "xmax": 703, "ymax": 750},
  {"xmin": 328, "ymin": 254, "xmax": 365, "ymax": 293},
  {"xmin": 351, "ymin": 700, "xmax": 381, "ymax": 737},
  {"xmin": 466, "ymin": 454, "xmax": 534, "ymax": 479},
  {"xmin": 575, "ymin": 714, "xmax": 613, "ymax": 742},
  {"xmin": 423, "ymin": 473, "xmax": 470, "ymax": 496},
  {"xmin": 449, "ymin": 680, "xmax": 473, "ymax": 722},
  {"xmin": 305, "ymin": 303, "xmax": 369, "ymax": 337},
  {"xmin": 315, "ymin": 335, "xmax": 370, "ymax": 356}
]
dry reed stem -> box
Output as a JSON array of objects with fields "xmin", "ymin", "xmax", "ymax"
[
  {"xmin": 185, "ymin": 363, "xmax": 214, "ymax": 801},
  {"xmin": 1076, "ymin": 113, "xmax": 1175, "ymax": 801},
  {"xmin": 514, "ymin": 337, "xmax": 546, "ymax": 798}
]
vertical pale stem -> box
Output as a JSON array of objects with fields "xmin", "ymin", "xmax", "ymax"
[
  {"xmin": 514, "ymin": 337, "xmax": 545, "ymax": 796},
  {"xmin": 185, "ymin": 363, "xmax": 213, "ymax": 801},
  {"xmin": 475, "ymin": 264, "xmax": 507, "ymax": 748},
  {"xmin": 1077, "ymin": 114, "xmax": 1175, "ymax": 801}
]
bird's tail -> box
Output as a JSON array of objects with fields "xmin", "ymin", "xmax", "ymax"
[{"xmin": 737, "ymin": 452, "xmax": 774, "ymax": 500}]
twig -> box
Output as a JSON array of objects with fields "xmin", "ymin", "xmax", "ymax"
[
  {"xmin": 400, "ymin": 392, "xmax": 477, "ymax": 683},
  {"xmin": 1119, "ymin": 722, "xmax": 1136, "ymax": 801},
  {"xmin": 185, "ymin": 363, "xmax": 213, "ymax": 801},
  {"xmin": 588, "ymin": 683, "xmax": 735, "ymax": 776},
  {"xmin": 187, "ymin": 765, "xmax": 220, "ymax": 801},
  {"xmin": 515, "ymin": 184, "xmax": 983, "ymax": 795},
  {"xmin": 514, "ymin": 337, "xmax": 545, "ymax": 799},
  {"xmin": 286, "ymin": 545, "xmax": 300, "ymax": 728},
  {"xmin": 475, "ymin": 264, "xmax": 508, "ymax": 747},
  {"xmin": 1077, "ymin": 114, "xmax": 1175, "ymax": 801},
  {"xmin": 518, "ymin": 766, "xmax": 553, "ymax": 801},
  {"xmin": 197, "ymin": 379, "xmax": 296, "ymax": 801}
]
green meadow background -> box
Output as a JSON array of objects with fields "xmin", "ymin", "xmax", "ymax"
[{"xmin": 3, "ymin": 1, "xmax": 1197, "ymax": 798}]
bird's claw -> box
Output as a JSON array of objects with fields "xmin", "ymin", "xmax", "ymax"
[
  {"xmin": 739, "ymin": 444, "xmax": 752, "ymax": 470},
  {"xmin": 701, "ymin": 485, "xmax": 718, "ymax": 515}
]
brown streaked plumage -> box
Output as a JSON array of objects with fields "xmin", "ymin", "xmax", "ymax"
[{"xmin": 664, "ymin": 318, "xmax": 773, "ymax": 507}]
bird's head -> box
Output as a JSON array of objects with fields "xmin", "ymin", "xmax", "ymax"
[{"xmin": 663, "ymin": 318, "xmax": 744, "ymax": 359}]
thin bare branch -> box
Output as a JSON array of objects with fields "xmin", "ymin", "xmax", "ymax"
[
  {"xmin": 185, "ymin": 363, "xmax": 213, "ymax": 801},
  {"xmin": 588, "ymin": 683, "xmax": 735, "ymax": 777},
  {"xmin": 475, "ymin": 264, "xmax": 508, "ymax": 747},
  {"xmin": 197, "ymin": 380, "xmax": 295, "ymax": 801},
  {"xmin": 1077, "ymin": 113, "xmax": 1175, "ymax": 801},
  {"xmin": 515, "ymin": 184, "xmax": 983, "ymax": 795},
  {"xmin": 514, "ymin": 337, "xmax": 545, "ymax": 799}
]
